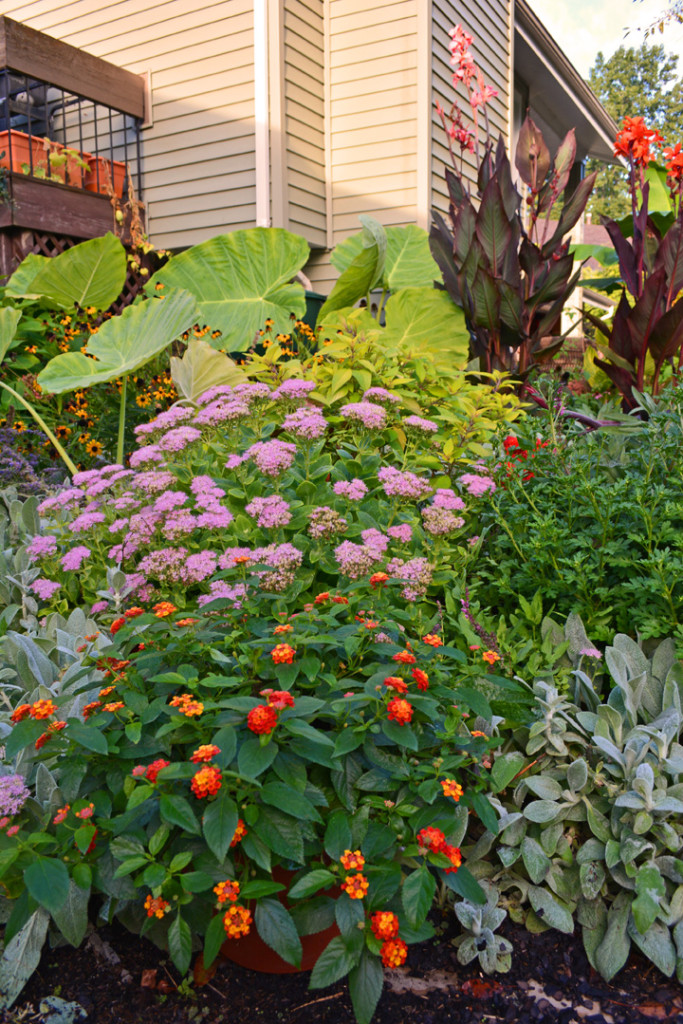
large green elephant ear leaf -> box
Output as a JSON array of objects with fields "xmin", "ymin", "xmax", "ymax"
[
  {"xmin": 146, "ymin": 228, "xmax": 309, "ymax": 352},
  {"xmin": 6, "ymin": 234, "xmax": 127, "ymax": 311},
  {"xmin": 0, "ymin": 307, "xmax": 22, "ymax": 362},
  {"xmin": 170, "ymin": 337, "xmax": 247, "ymax": 403},
  {"xmin": 4, "ymin": 253, "xmax": 50, "ymax": 299},
  {"xmin": 384, "ymin": 226, "xmax": 442, "ymax": 291},
  {"xmin": 37, "ymin": 289, "xmax": 198, "ymax": 394},
  {"xmin": 317, "ymin": 217, "xmax": 388, "ymax": 324},
  {"xmin": 382, "ymin": 287, "xmax": 470, "ymax": 366}
]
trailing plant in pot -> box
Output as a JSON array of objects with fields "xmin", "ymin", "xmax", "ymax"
[{"xmin": 429, "ymin": 24, "xmax": 597, "ymax": 375}]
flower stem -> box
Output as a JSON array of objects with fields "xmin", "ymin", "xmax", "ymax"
[
  {"xmin": 0, "ymin": 380, "xmax": 77, "ymax": 475},
  {"xmin": 117, "ymin": 375, "xmax": 128, "ymax": 466}
]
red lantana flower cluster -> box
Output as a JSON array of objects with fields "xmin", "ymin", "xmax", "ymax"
[{"xmin": 416, "ymin": 826, "xmax": 462, "ymax": 874}]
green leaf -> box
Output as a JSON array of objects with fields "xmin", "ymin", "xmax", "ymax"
[
  {"xmin": 170, "ymin": 337, "xmax": 246, "ymax": 402},
  {"xmin": 168, "ymin": 911, "xmax": 193, "ymax": 977},
  {"xmin": 203, "ymin": 912, "xmax": 226, "ymax": 970},
  {"xmin": 4, "ymin": 252, "xmax": 48, "ymax": 299},
  {"xmin": 259, "ymin": 782, "xmax": 323, "ymax": 822},
  {"xmin": 6, "ymin": 233, "xmax": 127, "ymax": 310},
  {"xmin": 146, "ymin": 228, "xmax": 308, "ymax": 350},
  {"xmin": 472, "ymin": 793, "xmax": 499, "ymax": 834},
  {"xmin": 51, "ymin": 879, "xmax": 90, "ymax": 947},
  {"xmin": 324, "ymin": 809, "xmax": 353, "ymax": 860},
  {"xmin": 382, "ymin": 288, "xmax": 469, "ymax": 365},
  {"xmin": 5, "ymin": 719, "xmax": 44, "ymax": 760},
  {"xmin": 402, "ymin": 868, "xmax": 436, "ymax": 927},
  {"xmin": 238, "ymin": 737, "xmax": 278, "ymax": 778},
  {"xmin": 528, "ymin": 886, "xmax": 574, "ymax": 934},
  {"xmin": 318, "ymin": 243, "xmax": 383, "ymax": 322},
  {"xmin": 202, "ymin": 788, "xmax": 238, "ymax": 863},
  {"xmin": 73, "ymin": 825, "xmax": 97, "ymax": 855},
  {"xmin": 159, "ymin": 794, "xmax": 201, "ymax": 835},
  {"xmin": 440, "ymin": 866, "xmax": 486, "ymax": 904},
  {"xmin": 23, "ymin": 857, "xmax": 70, "ymax": 915},
  {"xmin": 491, "ymin": 752, "xmax": 526, "ymax": 793},
  {"xmin": 594, "ymin": 892, "xmax": 632, "ymax": 981},
  {"xmin": 37, "ymin": 289, "xmax": 198, "ymax": 393},
  {"xmin": 381, "ymin": 719, "xmax": 418, "ymax": 750},
  {"xmin": 0, "ymin": 907, "xmax": 49, "ymax": 1009},
  {"xmin": 0, "ymin": 307, "xmax": 22, "ymax": 363},
  {"xmin": 309, "ymin": 935, "xmax": 359, "ymax": 989},
  {"xmin": 63, "ymin": 719, "xmax": 108, "ymax": 756},
  {"xmin": 252, "ymin": 806, "xmax": 305, "ymax": 864},
  {"xmin": 181, "ymin": 871, "xmax": 216, "ymax": 893},
  {"xmin": 255, "ymin": 899, "xmax": 302, "ymax": 967},
  {"xmin": 349, "ymin": 948, "xmax": 384, "ymax": 1024},
  {"xmin": 287, "ymin": 870, "xmax": 336, "ymax": 900},
  {"xmin": 384, "ymin": 225, "xmax": 440, "ymax": 290}
]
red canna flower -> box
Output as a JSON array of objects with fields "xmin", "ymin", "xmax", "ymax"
[{"xmin": 614, "ymin": 116, "xmax": 662, "ymax": 167}]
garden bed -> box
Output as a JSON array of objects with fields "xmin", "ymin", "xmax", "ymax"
[{"xmin": 9, "ymin": 916, "xmax": 682, "ymax": 1024}]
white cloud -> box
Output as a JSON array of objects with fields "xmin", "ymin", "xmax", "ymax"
[{"xmin": 526, "ymin": 0, "xmax": 683, "ymax": 77}]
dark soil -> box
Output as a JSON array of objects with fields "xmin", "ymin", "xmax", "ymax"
[{"xmin": 6, "ymin": 914, "xmax": 683, "ymax": 1024}]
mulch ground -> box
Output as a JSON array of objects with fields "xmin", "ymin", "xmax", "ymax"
[{"xmin": 5, "ymin": 913, "xmax": 683, "ymax": 1024}]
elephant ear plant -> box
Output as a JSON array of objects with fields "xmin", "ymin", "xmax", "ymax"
[{"xmin": 429, "ymin": 24, "xmax": 596, "ymax": 374}]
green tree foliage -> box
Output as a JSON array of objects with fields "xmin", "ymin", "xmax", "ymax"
[{"xmin": 586, "ymin": 43, "xmax": 683, "ymax": 219}]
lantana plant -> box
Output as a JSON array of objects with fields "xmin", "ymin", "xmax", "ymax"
[{"xmin": 0, "ymin": 582, "xmax": 505, "ymax": 1022}]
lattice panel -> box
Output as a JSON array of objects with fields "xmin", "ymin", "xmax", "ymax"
[{"xmin": 27, "ymin": 232, "xmax": 79, "ymax": 259}]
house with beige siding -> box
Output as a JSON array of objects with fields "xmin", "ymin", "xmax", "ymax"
[{"xmin": 0, "ymin": 0, "xmax": 616, "ymax": 292}]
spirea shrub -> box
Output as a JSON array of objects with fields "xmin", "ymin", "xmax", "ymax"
[{"xmin": 25, "ymin": 381, "xmax": 476, "ymax": 621}]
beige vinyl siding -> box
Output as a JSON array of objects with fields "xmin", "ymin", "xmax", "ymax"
[
  {"xmin": 431, "ymin": 0, "xmax": 511, "ymax": 216},
  {"xmin": 309, "ymin": 0, "xmax": 418, "ymax": 290},
  {"xmin": 0, "ymin": 0, "xmax": 257, "ymax": 249},
  {"xmin": 283, "ymin": 0, "xmax": 326, "ymax": 247}
]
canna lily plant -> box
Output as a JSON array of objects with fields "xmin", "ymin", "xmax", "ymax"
[
  {"xmin": 429, "ymin": 24, "xmax": 597, "ymax": 375},
  {"xmin": 584, "ymin": 118, "xmax": 683, "ymax": 408}
]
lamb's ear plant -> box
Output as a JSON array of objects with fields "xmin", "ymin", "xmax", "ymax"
[
  {"xmin": 452, "ymin": 882, "xmax": 512, "ymax": 973},
  {"xmin": 472, "ymin": 618, "xmax": 683, "ymax": 982}
]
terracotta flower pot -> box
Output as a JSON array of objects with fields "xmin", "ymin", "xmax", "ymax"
[
  {"xmin": 0, "ymin": 130, "xmax": 47, "ymax": 174},
  {"xmin": 84, "ymin": 155, "xmax": 126, "ymax": 197},
  {"xmin": 195, "ymin": 865, "xmax": 340, "ymax": 982}
]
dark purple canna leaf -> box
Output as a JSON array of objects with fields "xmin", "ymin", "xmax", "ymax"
[
  {"xmin": 498, "ymin": 279, "xmax": 525, "ymax": 332},
  {"xmin": 600, "ymin": 215, "xmax": 638, "ymax": 298},
  {"xmin": 626, "ymin": 268, "xmax": 667, "ymax": 361},
  {"xmin": 526, "ymin": 254, "xmax": 575, "ymax": 314},
  {"xmin": 648, "ymin": 295, "xmax": 683, "ymax": 365},
  {"xmin": 495, "ymin": 139, "xmax": 519, "ymax": 221},
  {"xmin": 471, "ymin": 267, "xmax": 500, "ymax": 330},
  {"xmin": 429, "ymin": 212, "xmax": 462, "ymax": 306},
  {"xmin": 593, "ymin": 357, "xmax": 639, "ymax": 409},
  {"xmin": 475, "ymin": 178, "xmax": 513, "ymax": 274},
  {"xmin": 541, "ymin": 172, "xmax": 597, "ymax": 258},
  {"xmin": 445, "ymin": 166, "xmax": 467, "ymax": 207},
  {"xmin": 654, "ymin": 208, "xmax": 683, "ymax": 306},
  {"xmin": 515, "ymin": 115, "xmax": 551, "ymax": 192},
  {"xmin": 453, "ymin": 202, "xmax": 478, "ymax": 265},
  {"xmin": 532, "ymin": 268, "xmax": 582, "ymax": 338}
]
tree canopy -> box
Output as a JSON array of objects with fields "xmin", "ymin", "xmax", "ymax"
[{"xmin": 586, "ymin": 43, "xmax": 683, "ymax": 219}]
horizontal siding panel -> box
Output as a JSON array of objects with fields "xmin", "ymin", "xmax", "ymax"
[
  {"xmin": 330, "ymin": 51, "xmax": 417, "ymax": 84},
  {"xmin": 331, "ymin": 121, "xmax": 416, "ymax": 147},
  {"xmin": 145, "ymin": 169, "xmax": 256, "ymax": 198},
  {"xmin": 333, "ymin": 152, "xmax": 416, "ymax": 182},
  {"xmin": 152, "ymin": 222, "xmax": 257, "ymax": 248},
  {"xmin": 332, "ymin": 67, "xmax": 417, "ymax": 101},
  {"xmin": 154, "ymin": 86, "xmax": 255, "ymax": 121},
  {"xmin": 285, "ymin": 10, "xmax": 323, "ymax": 49},
  {"xmin": 290, "ymin": 205, "xmax": 326, "ymax": 232},
  {"xmin": 332, "ymin": 105, "xmax": 417, "ymax": 135},
  {"xmin": 330, "ymin": 35, "xmax": 417, "ymax": 69},
  {"xmin": 150, "ymin": 202, "xmax": 256, "ymax": 233},
  {"xmin": 331, "ymin": 83, "xmax": 416, "ymax": 118},
  {"xmin": 282, "ymin": 39, "xmax": 324, "ymax": 80},
  {"xmin": 287, "ymin": 142, "xmax": 325, "ymax": 173},
  {"xmin": 288, "ymin": 184, "xmax": 326, "ymax": 214},
  {"xmin": 333, "ymin": 135, "xmax": 418, "ymax": 165},
  {"xmin": 146, "ymin": 185, "xmax": 256, "ymax": 214},
  {"xmin": 331, "ymin": 0, "xmax": 415, "ymax": 33},
  {"xmin": 333, "ymin": 187, "xmax": 416, "ymax": 215},
  {"xmin": 143, "ymin": 123, "xmax": 255, "ymax": 159},
  {"xmin": 333, "ymin": 206, "xmax": 417, "ymax": 232},
  {"xmin": 288, "ymin": 168, "xmax": 326, "ymax": 200},
  {"xmin": 286, "ymin": 81, "xmax": 325, "ymax": 117}
]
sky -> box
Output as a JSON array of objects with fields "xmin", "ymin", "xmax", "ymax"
[{"xmin": 526, "ymin": 0, "xmax": 683, "ymax": 78}]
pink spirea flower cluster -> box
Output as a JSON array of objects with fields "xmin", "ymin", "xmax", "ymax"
[
  {"xmin": 363, "ymin": 387, "xmax": 401, "ymax": 406},
  {"xmin": 61, "ymin": 545, "xmax": 91, "ymax": 571},
  {"xmin": 308, "ymin": 506, "xmax": 348, "ymax": 539},
  {"xmin": 378, "ymin": 467, "xmax": 432, "ymax": 501},
  {"xmin": 245, "ymin": 495, "xmax": 292, "ymax": 529},
  {"xmin": 340, "ymin": 402, "xmax": 387, "ymax": 430},
  {"xmin": 333, "ymin": 479, "xmax": 367, "ymax": 501},
  {"xmin": 386, "ymin": 556, "xmax": 433, "ymax": 601},
  {"xmin": 334, "ymin": 540, "xmax": 383, "ymax": 579},
  {"xmin": 404, "ymin": 415, "xmax": 438, "ymax": 434},
  {"xmin": 283, "ymin": 407, "xmax": 327, "ymax": 439},
  {"xmin": 459, "ymin": 473, "xmax": 496, "ymax": 496}
]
